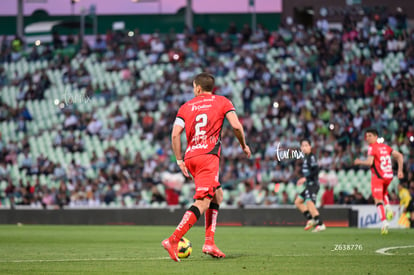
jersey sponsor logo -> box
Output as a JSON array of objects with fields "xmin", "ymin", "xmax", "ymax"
[
  {"xmin": 211, "ymin": 211, "xmax": 218, "ymax": 232},
  {"xmin": 191, "ymin": 104, "xmax": 212, "ymax": 111},
  {"xmin": 383, "ymin": 173, "xmax": 393, "ymax": 178},
  {"xmin": 176, "ymin": 211, "xmax": 192, "ymax": 231},
  {"xmin": 186, "ymin": 143, "xmax": 209, "ymax": 153},
  {"xmin": 373, "ymin": 188, "xmax": 382, "ymax": 192},
  {"xmin": 196, "ymin": 187, "xmax": 209, "ymax": 192},
  {"xmin": 379, "ymin": 149, "xmax": 389, "ymax": 155}
]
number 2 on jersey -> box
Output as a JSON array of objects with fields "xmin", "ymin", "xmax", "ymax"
[
  {"xmin": 380, "ymin": 155, "xmax": 392, "ymax": 172},
  {"xmin": 195, "ymin": 114, "xmax": 207, "ymax": 136}
]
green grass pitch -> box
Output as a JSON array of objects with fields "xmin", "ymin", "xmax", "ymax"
[{"xmin": 0, "ymin": 225, "xmax": 413, "ymax": 274}]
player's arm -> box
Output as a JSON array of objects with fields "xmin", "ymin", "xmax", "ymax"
[
  {"xmin": 297, "ymin": 177, "xmax": 306, "ymax": 186},
  {"xmin": 171, "ymin": 123, "xmax": 184, "ymax": 161},
  {"xmin": 391, "ymin": 150, "xmax": 404, "ymax": 179},
  {"xmin": 225, "ymin": 111, "xmax": 251, "ymax": 158},
  {"xmin": 354, "ymin": 156, "xmax": 374, "ymax": 167},
  {"xmin": 171, "ymin": 118, "xmax": 189, "ymax": 177}
]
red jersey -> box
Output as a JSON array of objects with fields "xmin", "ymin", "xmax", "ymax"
[
  {"xmin": 368, "ymin": 142, "xmax": 393, "ymax": 179},
  {"xmin": 175, "ymin": 94, "xmax": 235, "ymax": 160}
]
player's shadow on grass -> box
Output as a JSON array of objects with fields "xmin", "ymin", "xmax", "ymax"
[
  {"xmin": 223, "ymin": 254, "xmax": 245, "ymax": 259},
  {"xmin": 202, "ymin": 253, "xmax": 245, "ymax": 260}
]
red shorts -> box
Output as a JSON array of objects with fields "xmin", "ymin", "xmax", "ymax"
[
  {"xmin": 185, "ymin": 154, "xmax": 220, "ymax": 200},
  {"xmin": 371, "ymin": 176, "xmax": 392, "ymax": 200}
]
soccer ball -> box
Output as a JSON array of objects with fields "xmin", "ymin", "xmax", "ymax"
[{"xmin": 177, "ymin": 237, "xmax": 192, "ymax": 258}]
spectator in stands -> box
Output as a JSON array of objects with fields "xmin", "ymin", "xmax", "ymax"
[
  {"xmin": 93, "ymin": 35, "xmax": 106, "ymax": 52},
  {"xmin": 242, "ymin": 80, "xmax": 254, "ymax": 113},
  {"xmin": 63, "ymin": 112, "xmax": 79, "ymax": 131},
  {"xmin": 321, "ymin": 185, "xmax": 334, "ymax": 207},
  {"xmin": 19, "ymin": 152, "xmax": 33, "ymax": 172},
  {"xmin": 53, "ymin": 163, "xmax": 66, "ymax": 181},
  {"xmin": 389, "ymin": 189, "xmax": 399, "ymax": 204},
  {"xmin": 41, "ymin": 187, "xmax": 55, "ymax": 208},
  {"xmin": 238, "ymin": 181, "xmax": 256, "ymax": 207},
  {"xmin": 351, "ymin": 187, "xmax": 367, "ymax": 204},
  {"xmin": 150, "ymin": 185, "xmax": 165, "ymax": 205},
  {"xmin": 272, "ymin": 165, "xmax": 289, "ymax": 184},
  {"xmin": 5, "ymin": 148, "xmax": 17, "ymax": 165},
  {"xmin": 54, "ymin": 181, "xmax": 70, "ymax": 209},
  {"xmin": 0, "ymin": 67, "xmax": 7, "ymax": 87},
  {"xmin": 11, "ymin": 35, "xmax": 23, "ymax": 61},
  {"xmin": 280, "ymin": 190, "xmax": 290, "ymax": 205},
  {"xmin": 263, "ymin": 189, "xmax": 278, "ymax": 206},
  {"xmin": 0, "ymin": 162, "xmax": 9, "ymax": 181},
  {"xmin": 319, "ymin": 151, "xmax": 333, "ymax": 170},
  {"xmin": 102, "ymin": 184, "xmax": 115, "ymax": 205}
]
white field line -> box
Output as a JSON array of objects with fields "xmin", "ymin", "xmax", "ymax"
[{"xmin": 375, "ymin": 245, "xmax": 414, "ymax": 255}]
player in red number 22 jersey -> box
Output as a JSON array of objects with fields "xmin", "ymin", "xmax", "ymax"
[
  {"xmin": 162, "ymin": 73, "xmax": 251, "ymax": 261},
  {"xmin": 354, "ymin": 128, "xmax": 404, "ymax": 235}
]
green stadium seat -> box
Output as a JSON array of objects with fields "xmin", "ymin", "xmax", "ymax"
[{"xmin": 123, "ymin": 195, "xmax": 135, "ymax": 207}]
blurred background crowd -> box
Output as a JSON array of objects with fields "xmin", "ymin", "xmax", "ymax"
[{"xmin": 0, "ymin": 9, "xmax": 413, "ymax": 209}]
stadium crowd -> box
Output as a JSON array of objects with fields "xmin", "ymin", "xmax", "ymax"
[{"xmin": 0, "ymin": 9, "xmax": 414, "ymax": 208}]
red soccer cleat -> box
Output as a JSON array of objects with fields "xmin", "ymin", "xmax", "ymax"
[
  {"xmin": 304, "ymin": 219, "xmax": 316, "ymax": 231},
  {"xmin": 161, "ymin": 238, "xmax": 180, "ymax": 262},
  {"xmin": 202, "ymin": 244, "xmax": 226, "ymax": 258}
]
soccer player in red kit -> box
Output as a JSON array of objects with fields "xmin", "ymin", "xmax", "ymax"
[
  {"xmin": 162, "ymin": 73, "xmax": 251, "ymax": 262},
  {"xmin": 354, "ymin": 128, "xmax": 404, "ymax": 234}
]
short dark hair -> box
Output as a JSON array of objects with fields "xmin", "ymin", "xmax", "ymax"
[
  {"xmin": 194, "ymin": 73, "xmax": 215, "ymax": 92},
  {"xmin": 365, "ymin": 128, "xmax": 378, "ymax": 136},
  {"xmin": 300, "ymin": 138, "xmax": 311, "ymax": 146}
]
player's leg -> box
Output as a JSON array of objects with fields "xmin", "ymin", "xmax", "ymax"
[
  {"xmin": 162, "ymin": 197, "xmax": 210, "ymax": 262},
  {"xmin": 294, "ymin": 196, "xmax": 307, "ymax": 212},
  {"xmin": 306, "ymin": 199, "xmax": 326, "ymax": 232},
  {"xmin": 162, "ymin": 156, "xmax": 211, "ymax": 262},
  {"xmin": 372, "ymin": 178, "xmax": 388, "ymax": 234},
  {"xmin": 202, "ymin": 155, "xmax": 225, "ymax": 258},
  {"xmin": 375, "ymin": 197, "xmax": 389, "ymax": 234},
  {"xmin": 295, "ymin": 191, "xmax": 314, "ymax": 230},
  {"xmin": 203, "ymin": 187, "xmax": 226, "ymax": 258},
  {"xmin": 383, "ymin": 194, "xmax": 393, "ymax": 220},
  {"xmin": 383, "ymin": 180, "xmax": 393, "ymax": 221},
  {"xmin": 205, "ymin": 187, "xmax": 222, "ymax": 245}
]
